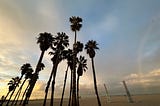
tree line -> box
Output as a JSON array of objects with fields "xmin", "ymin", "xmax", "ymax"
[{"xmin": 0, "ymin": 16, "xmax": 101, "ymax": 106}]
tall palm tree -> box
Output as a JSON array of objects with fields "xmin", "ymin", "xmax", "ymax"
[
  {"xmin": 60, "ymin": 49, "xmax": 73, "ymax": 106},
  {"xmin": 14, "ymin": 65, "xmax": 33, "ymax": 105},
  {"xmin": 11, "ymin": 63, "xmax": 33, "ymax": 105},
  {"xmin": 43, "ymin": 32, "xmax": 69, "ymax": 106},
  {"xmin": 60, "ymin": 65, "xmax": 69, "ymax": 106},
  {"xmin": 6, "ymin": 63, "xmax": 29, "ymax": 106},
  {"xmin": 1, "ymin": 78, "xmax": 16, "ymax": 105},
  {"xmin": 23, "ymin": 32, "xmax": 53, "ymax": 105},
  {"xmin": 69, "ymin": 16, "xmax": 82, "ymax": 106},
  {"xmin": 70, "ymin": 16, "xmax": 82, "ymax": 43},
  {"xmin": 77, "ymin": 56, "xmax": 87, "ymax": 106},
  {"xmin": 68, "ymin": 41, "xmax": 83, "ymax": 106},
  {"xmin": 68, "ymin": 52, "xmax": 73, "ymax": 106},
  {"xmin": 19, "ymin": 76, "xmax": 32, "ymax": 105},
  {"xmin": 50, "ymin": 32, "xmax": 69, "ymax": 106},
  {"xmin": 85, "ymin": 40, "xmax": 101, "ymax": 106},
  {"xmin": 6, "ymin": 76, "xmax": 20, "ymax": 106}
]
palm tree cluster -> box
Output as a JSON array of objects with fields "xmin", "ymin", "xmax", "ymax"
[
  {"xmin": 1, "ymin": 17, "xmax": 101, "ymax": 106},
  {"xmin": 1, "ymin": 63, "xmax": 33, "ymax": 106}
]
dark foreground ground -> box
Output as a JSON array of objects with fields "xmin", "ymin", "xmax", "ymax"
[{"xmin": 2, "ymin": 94, "xmax": 160, "ymax": 106}]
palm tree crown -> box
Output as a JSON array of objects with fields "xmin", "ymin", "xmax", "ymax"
[
  {"xmin": 37, "ymin": 32, "xmax": 53, "ymax": 51},
  {"xmin": 50, "ymin": 32, "xmax": 69, "ymax": 64},
  {"xmin": 20, "ymin": 63, "xmax": 32, "ymax": 77},
  {"xmin": 24, "ymin": 66, "xmax": 33, "ymax": 79},
  {"xmin": 8, "ymin": 77, "xmax": 20, "ymax": 89},
  {"xmin": 85, "ymin": 40, "xmax": 99, "ymax": 58},
  {"xmin": 69, "ymin": 16, "xmax": 82, "ymax": 31},
  {"xmin": 74, "ymin": 41, "xmax": 84, "ymax": 53},
  {"xmin": 8, "ymin": 79, "xmax": 16, "ymax": 92},
  {"xmin": 77, "ymin": 56, "xmax": 87, "ymax": 76},
  {"xmin": 52, "ymin": 32, "xmax": 69, "ymax": 50}
]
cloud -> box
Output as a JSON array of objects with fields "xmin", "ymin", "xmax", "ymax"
[{"xmin": 124, "ymin": 68, "xmax": 160, "ymax": 93}]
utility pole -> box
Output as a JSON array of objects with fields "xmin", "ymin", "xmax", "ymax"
[{"xmin": 122, "ymin": 81, "xmax": 133, "ymax": 103}]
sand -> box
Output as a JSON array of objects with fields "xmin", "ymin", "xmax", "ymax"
[{"xmin": 3, "ymin": 94, "xmax": 160, "ymax": 106}]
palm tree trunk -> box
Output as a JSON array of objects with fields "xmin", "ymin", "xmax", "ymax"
[
  {"xmin": 14, "ymin": 79, "xmax": 27, "ymax": 105},
  {"xmin": 5, "ymin": 91, "xmax": 10, "ymax": 100},
  {"xmin": 68, "ymin": 70, "xmax": 72, "ymax": 106},
  {"xmin": 72, "ymin": 30, "xmax": 77, "ymax": 106},
  {"xmin": 35, "ymin": 50, "xmax": 45, "ymax": 73},
  {"xmin": 14, "ymin": 88, "xmax": 21, "ymax": 105},
  {"xmin": 50, "ymin": 63, "xmax": 58, "ymax": 106},
  {"xmin": 23, "ymin": 50, "xmax": 45, "ymax": 106},
  {"xmin": 91, "ymin": 58, "xmax": 101, "ymax": 106},
  {"xmin": 6, "ymin": 76, "xmax": 23, "ymax": 106},
  {"xmin": 1, "ymin": 91, "xmax": 10, "ymax": 105},
  {"xmin": 74, "ymin": 31, "xmax": 77, "ymax": 44},
  {"xmin": 60, "ymin": 65, "xmax": 69, "ymax": 106},
  {"xmin": 43, "ymin": 66, "xmax": 55, "ymax": 106},
  {"xmin": 6, "ymin": 89, "xmax": 14, "ymax": 106},
  {"xmin": 77, "ymin": 76, "xmax": 80, "ymax": 106},
  {"xmin": 11, "ymin": 79, "xmax": 26, "ymax": 105},
  {"xmin": 19, "ymin": 82, "xmax": 30, "ymax": 105}
]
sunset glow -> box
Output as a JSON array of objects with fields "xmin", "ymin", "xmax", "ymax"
[{"xmin": 0, "ymin": 0, "xmax": 160, "ymax": 100}]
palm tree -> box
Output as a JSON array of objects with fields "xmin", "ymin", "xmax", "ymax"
[
  {"xmin": 77, "ymin": 56, "xmax": 87, "ymax": 106},
  {"xmin": 19, "ymin": 76, "xmax": 32, "ymax": 105},
  {"xmin": 68, "ymin": 51, "xmax": 73, "ymax": 106},
  {"xmin": 50, "ymin": 32, "xmax": 69, "ymax": 106},
  {"xmin": 43, "ymin": 32, "xmax": 69, "ymax": 106},
  {"xmin": 70, "ymin": 16, "xmax": 82, "ymax": 43},
  {"xmin": 68, "ymin": 41, "xmax": 83, "ymax": 106},
  {"xmin": 85, "ymin": 40, "xmax": 101, "ymax": 106},
  {"xmin": 60, "ymin": 49, "xmax": 73, "ymax": 106},
  {"xmin": 6, "ymin": 76, "xmax": 20, "ymax": 106},
  {"xmin": 25, "ymin": 63, "xmax": 45, "ymax": 104},
  {"xmin": 11, "ymin": 63, "xmax": 33, "ymax": 105},
  {"xmin": 14, "ymin": 65, "xmax": 33, "ymax": 105},
  {"xmin": 1, "ymin": 78, "xmax": 16, "ymax": 105},
  {"xmin": 7, "ymin": 63, "xmax": 29, "ymax": 106},
  {"xmin": 69, "ymin": 16, "xmax": 82, "ymax": 106},
  {"xmin": 23, "ymin": 32, "xmax": 53, "ymax": 105}
]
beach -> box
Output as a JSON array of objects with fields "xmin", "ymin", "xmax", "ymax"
[{"xmin": 22, "ymin": 94, "xmax": 160, "ymax": 106}]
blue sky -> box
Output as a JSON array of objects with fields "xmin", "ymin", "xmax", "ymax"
[{"xmin": 0, "ymin": 0, "xmax": 160, "ymax": 98}]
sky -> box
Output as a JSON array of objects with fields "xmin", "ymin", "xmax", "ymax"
[{"xmin": 0, "ymin": 0, "xmax": 160, "ymax": 99}]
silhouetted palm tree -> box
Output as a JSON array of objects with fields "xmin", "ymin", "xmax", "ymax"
[
  {"xmin": 69, "ymin": 16, "xmax": 82, "ymax": 106},
  {"xmin": 85, "ymin": 40, "xmax": 101, "ymax": 106},
  {"xmin": 14, "ymin": 64, "xmax": 33, "ymax": 105},
  {"xmin": 19, "ymin": 77, "xmax": 32, "ymax": 105},
  {"xmin": 25, "ymin": 63, "xmax": 45, "ymax": 104},
  {"xmin": 75, "ymin": 41, "xmax": 83, "ymax": 53},
  {"xmin": 11, "ymin": 63, "xmax": 33, "ymax": 105},
  {"xmin": 77, "ymin": 56, "xmax": 87, "ymax": 106},
  {"xmin": 7, "ymin": 63, "xmax": 29, "ymax": 106},
  {"xmin": 1, "ymin": 78, "xmax": 16, "ymax": 105},
  {"xmin": 6, "ymin": 76, "xmax": 20, "ymax": 106},
  {"xmin": 70, "ymin": 16, "xmax": 82, "ymax": 42},
  {"xmin": 68, "ymin": 41, "xmax": 83, "ymax": 106},
  {"xmin": 43, "ymin": 32, "xmax": 69, "ymax": 106},
  {"xmin": 68, "ymin": 52, "xmax": 73, "ymax": 106},
  {"xmin": 51, "ymin": 32, "xmax": 69, "ymax": 106},
  {"xmin": 60, "ymin": 49, "xmax": 73, "ymax": 106},
  {"xmin": 23, "ymin": 32, "xmax": 53, "ymax": 105}
]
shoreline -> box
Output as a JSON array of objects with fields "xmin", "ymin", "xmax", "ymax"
[{"xmin": 2, "ymin": 94, "xmax": 160, "ymax": 106}]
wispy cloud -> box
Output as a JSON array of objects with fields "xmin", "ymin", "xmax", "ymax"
[{"xmin": 124, "ymin": 68, "xmax": 160, "ymax": 87}]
